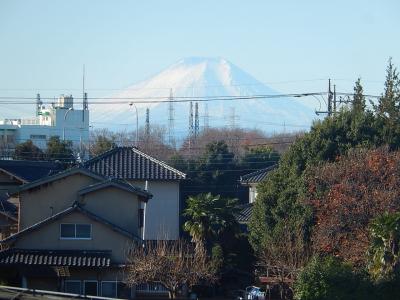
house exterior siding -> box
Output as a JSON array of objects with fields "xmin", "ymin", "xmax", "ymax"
[
  {"xmin": 14, "ymin": 211, "xmax": 134, "ymax": 264},
  {"xmin": 129, "ymin": 180, "xmax": 180, "ymax": 240},
  {"xmin": 19, "ymin": 173, "xmax": 98, "ymax": 230}
]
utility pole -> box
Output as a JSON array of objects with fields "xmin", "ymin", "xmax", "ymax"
[
  {"xmin": 328, "ymin": 79, "xmax": 333, "ymax": 116},
  {"xmin": 333, "ymin": 84, "xmax": 337, "ymax": 113},
  {"xmin": 315, "ymin": 79, "xmax": 334, "ymax": 116}
]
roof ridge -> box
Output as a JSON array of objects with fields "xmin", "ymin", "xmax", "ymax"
[{"xmin": 130, "ymin": 147, "xmax": 186, "ymax": 178}]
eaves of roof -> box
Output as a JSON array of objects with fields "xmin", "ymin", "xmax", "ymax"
[
  {"xmin": 1, "ymin": 203, "xmax": 141, "ymax": 244},
  {"xmin": 77, "ymin": 179, "xmax": 152, "ymax": 201}
]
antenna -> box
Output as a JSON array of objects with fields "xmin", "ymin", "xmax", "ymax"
[
  {"xmin": 168, "ymin": 89, "xmax": 175, "ymax": 148},
  {"xmin": 194, "ymin": 102, "xmax": 199, "ymax": 138}
]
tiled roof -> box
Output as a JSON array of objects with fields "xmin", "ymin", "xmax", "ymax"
[
  {"xmin": 1, "ymin": 202, "xmax": 141, "ymax": 244},
  {"xmin": 84, "ymin": 147, "xmax": 186, "ymax": 180},
  {"xmin": 240, "ymin": 165, "xmax": 276, "ymax": 184},
  {"xmin": 78, "ymin": 178, "xmax": 152, "ymax": 200},
  {"xmin": 235, "ymin": 203, "xmax": 253, "ymax": 223},
  {"xmin": 0, "ymin": 160, "xmax": 63, "ymax": 183},
  {"xmin": 0, "ymin": 249, "xmax": 111, "ymax": 266}
]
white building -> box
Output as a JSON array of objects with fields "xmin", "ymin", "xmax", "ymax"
[{"xmin": 0, "ymin": 94, "xmax": 89, "ymax": 156}]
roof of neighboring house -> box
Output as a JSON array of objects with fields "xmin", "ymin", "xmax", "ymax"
[
  {"xmin": 1, "ymin": 202, "xmax": 141, "ymax": 244},
  {"xmin": 0, "ymin": 196, "xmax": 17, "ymax": 222},
  {"xmin": 0, "ymin": 160, "xmax": 63, "ymax": 183},
  {"xmin": 12, "ymin": 167, "xmax": 106, "ymax": 195},
  {"xmin": 235, "ymin": 203, "xmax": 253, "ymax": 223},
  {"xmin": 78, "ymin": 178, "xmax": 153, "ymax": 200},
  {"xmin": 0, "ymin": 248, "xmax": 111, "ymax": 267},
  {"xmin": 240, "ymin": 165, "xmax": 277, "ymax": 184},
  {"xmin": 84, "ymin": 147, "xmax": 186, "ymax": 180}
]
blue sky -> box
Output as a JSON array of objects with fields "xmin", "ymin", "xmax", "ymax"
[{"xmin": 0, "ymin": 0, "xmax": 399, "ymax": 101}]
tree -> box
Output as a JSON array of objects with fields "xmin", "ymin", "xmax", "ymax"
[
  {"xmin": 352, "ymin": 78, "xmax": 366, "ymax": 115},
  {"xmin": 46, "ymin": 136, "xmax": 75, "ymax": 163},
  {"xmin": 89, "ymin": 129, "xmax": 116, "ymax": 157},
  {"xmin": 13, "ymin": 140, "xmax": 44, "ymax": 160},
  {"xmin": 373, "ymin": 58, "xmax": 400, "ymax": 149},
  {"xmin": 294, "ymin": 256, "xmax": 367, "ymax": 300},
  {"xmin": 125, "ymin": 240, "xmax": 216, "ymax": 299},
  {"xmin": 368, "ymin": 212, "xmax": 400, "ymax": 282},
  {"xmin": 183, "ymin": 193, "xmax": 239, "ymax": 248},
  {"xmin": 306, "ymin": 147, "xmax": 400, "ymax": 267}
]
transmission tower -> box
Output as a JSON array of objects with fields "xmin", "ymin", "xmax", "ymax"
[
  {"xmin": 145, "ymin": 108, "xmax": 150, "ymax": 139},
  {"xmin": 203, "ymin": 103, "xmax": 209, "ymax": 130},
  {"xmin": 189, "ymin": 101, "xmax": 194, "ymax": 150},
  {"xmin": 194, "ymin": 102, "xmax": 199, "ymax": 139},
  {"xmin": 228, "ymin": 107, "xmax": 239, "ymax": 129},
  {"xmin": 168, "ymin": 89, "xmax": 175, "ymax": 147}
]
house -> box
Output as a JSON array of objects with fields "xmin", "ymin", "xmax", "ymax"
[
  {"xmin": 84, "ymin": 147, "xmax": 186, "ymax": 240},
  {"xmin": 0, "ymin": 167, "xmax": 152, "ymax": 298},
  {"xmin": 237, "ymin": 165, "xmax": 276, "ymax": 226},
  {"xmin": 0, "ymin": 160, "xmax": 63, "ymax": 239}
]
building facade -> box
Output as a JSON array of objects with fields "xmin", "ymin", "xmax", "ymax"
[{"xmin": 0, "ymin": 94, "xmax": 89, "ymax": 157}]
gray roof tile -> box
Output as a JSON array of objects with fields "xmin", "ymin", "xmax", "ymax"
[{"xmin": 84, "ymin": 147, "xmax": 186, "ymax": 180}]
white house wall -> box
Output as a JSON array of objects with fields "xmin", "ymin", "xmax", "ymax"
[{"xmin": 129, "ymin": 180, "xmax": 180, "ymax": 240}]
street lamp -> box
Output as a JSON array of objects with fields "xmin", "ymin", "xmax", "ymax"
[
  {"xmin": 129, "ymin": 102, "xmax": 139, "ymax": 147},
  {"xmin": 63, "ymin": 107, "xmax": 73, "ymax": 141}
]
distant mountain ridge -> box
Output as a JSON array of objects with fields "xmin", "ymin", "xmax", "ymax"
[{"xmin": 91, "ymin": 57, "xmax": 317, "ymax": 134}]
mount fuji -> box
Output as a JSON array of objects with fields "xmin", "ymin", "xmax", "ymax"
[{"xmin": 91, "ymin": 57, "xmax": 317, "ymax": 134}]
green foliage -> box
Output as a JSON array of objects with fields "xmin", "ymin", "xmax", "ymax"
[
  {"xmin": 294, "ymin": 256, "xmax": 366, "ymax": 300},
  {"xmin": 183, "ymin": 193, "xmax": 239, "ymax": 247},
  {"xmin": 46, "ymin": 136, "xmax": 75, "ymax": 163},
  {"xmin": 90, "ymin": 134, "xmax": 116, "ymax": 157},
  {"xmin": 13, "ymin": 140, "xmax": 44, "ymax": 160},
  {"xmin": 368, "ymin": 212, "xmax": 400, "ymax": 282},
  {"xmin": 249, "ymin": 65, "xmax": 400, "ymax": 257}
]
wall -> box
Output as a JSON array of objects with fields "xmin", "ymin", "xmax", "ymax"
[
  {"xmin": 15, "ymin": 211, "xmax": 134, "ymax": 263},
  {"xmin": 128, "ymin": 180, "xmax": 180, "ymax": 240},
  {"xmin": 81, "ymin": 186, "xmax": 140, "ymax": 236},
  {"xmin": 19, "ymin": 173, "xmax": 98, "ymax": 229}
]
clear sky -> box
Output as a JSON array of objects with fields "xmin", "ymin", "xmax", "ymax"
[{"xmin": 0, "ymin": 0, "xmax": 399, "ymax": 102}]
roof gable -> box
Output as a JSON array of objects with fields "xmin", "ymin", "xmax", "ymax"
[
  {"xmin": 84, "ymin": 147, "xmax": 186, "ymax": 180},
  {"xmin": 1, "ymin": 203, "xmax": 141, "ymax": 244},
  {"xmin": 14, "ymin": 167, "xmax": 106, "ymax": 195},
  {"xmin": 78, "ymin": 179, "xmax": 152, "ymax": 200}
]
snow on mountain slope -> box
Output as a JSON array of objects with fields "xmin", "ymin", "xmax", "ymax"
[{"xmin": 91, "ymin": 57, "xmax": 317, "ymax": 134}]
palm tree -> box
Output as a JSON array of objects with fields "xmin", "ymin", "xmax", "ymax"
[
  {"xmin": 183, "ymin": 193, "xmax": 239, "ymax": 249},
  {"xmin": 368, "ymin": 212, "xmax": 400, "ymax": 281}
]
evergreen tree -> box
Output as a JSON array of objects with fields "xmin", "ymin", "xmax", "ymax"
[
  {"xmin": 14, "ymin": 140, "xmax": 44, "ymax": 160},
  {"xmin": 45, "ymin": 136, "xmax": 75, "ymax": 164}
]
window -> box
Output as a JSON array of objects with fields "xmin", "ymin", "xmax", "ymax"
[
  {"xmin": 65, "ymin": 280, "xmax": 81, "ymax": 294},
  {"xmin": 101, "ymin": 281, "xmax": 131, "ymax": 298},
  {"xmin": 60, "ymin": 224, "xmax": 91, "ymax": 239},
  {"xmin": 84, "ymin": 281, "xmax": 98, "ymax": 296},
  {"xmin": 101, "ymin": 281, "xmax": 117, "ymax": 298},
  {"xmin": 29, "ymin": 134, "xmax": 46, "ymax": 140}
]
